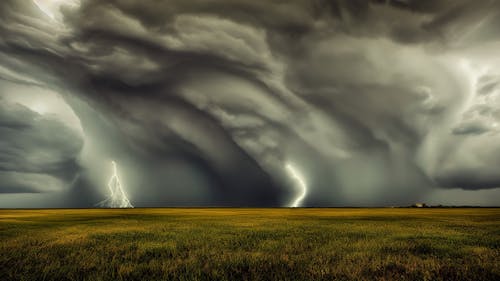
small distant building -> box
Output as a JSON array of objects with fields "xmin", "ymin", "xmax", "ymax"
[{"xmin": 413, "ymin": 203, "xmax": 427, "ymax": 208}]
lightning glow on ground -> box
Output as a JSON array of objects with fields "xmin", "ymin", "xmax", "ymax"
[
  {"xmin": 96, "ymin": 161, "xmax": 133, "ymax": 208},
  {"xmin": 285, "ymin": 163, "xmax": 307, "ymax": 207}
]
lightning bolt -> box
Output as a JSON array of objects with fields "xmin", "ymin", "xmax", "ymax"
[
  {"xmin": 285, "ymin": 162, "xmax": 307, "ymax": 207},
  {"xmin": 96, "ymin": 161, "xmax": 133, "ymax": 208}
]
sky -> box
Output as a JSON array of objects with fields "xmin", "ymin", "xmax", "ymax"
[{"xmin": 1, "ymin": 0, "xmax": 500, "ymax": 208}]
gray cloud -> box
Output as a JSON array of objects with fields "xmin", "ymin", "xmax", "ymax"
[
  {"xmin": 0, "ymin": 99, "xmax": 83, "ymax": 193},
  {"xmin": 452, "ymin": 121, "xmax": 492, "ymax": 136},
  {"xmin": 0, "ymin": 0, "xmax": 499, "ymax": 207}
]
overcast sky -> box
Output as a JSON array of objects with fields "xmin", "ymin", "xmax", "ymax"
[{"xmin": 1, "ymin": 0, "xmax": 500, "ymax": 207}]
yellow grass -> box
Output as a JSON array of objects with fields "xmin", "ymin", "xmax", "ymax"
[{"xmin": 1, "ymin": 208, "xmax": 499, "ymax": 280}]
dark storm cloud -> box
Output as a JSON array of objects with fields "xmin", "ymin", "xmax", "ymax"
[
  {"xmin": 451, "ymin": 74, "xmax": 500, "ymax": 137},
  {"xmin": 0, "ymin": 99, "xmax": 83, "ymax": 193},
  {"xmin": 436, "ymin": 169, "xmax": 500, "ymax": 190},
  {"xmin": 452, "ymin": 121, "xmax": 492, "ymax": 136},
  {"xmin": 0, "ymin": 0, "xmax": 500, "ymax": 207}
]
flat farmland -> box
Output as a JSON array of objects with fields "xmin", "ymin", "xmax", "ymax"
[{"xmin": 0, "ymin": 208, "xmax": 499, "ymax": 280}]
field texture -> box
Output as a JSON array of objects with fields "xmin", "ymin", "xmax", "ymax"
[{"xmin": 0, "ymin": 208, "xmax": 499, "ymax": 281}]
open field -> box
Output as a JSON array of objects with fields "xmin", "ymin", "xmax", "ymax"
[{"xmin": 0, "ymin": 208, "xmax": 499, "ymax": 281}]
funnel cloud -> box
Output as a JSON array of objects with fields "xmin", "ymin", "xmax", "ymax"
[{"xmin": 0, "ymin": 0, "xmax": 500, "ymax": 207}]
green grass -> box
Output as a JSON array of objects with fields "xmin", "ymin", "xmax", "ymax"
[{"xmin": 0, "ymin": 208, "xmax": 499, "ymax": 281}]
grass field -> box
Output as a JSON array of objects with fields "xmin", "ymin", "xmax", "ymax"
[{"xmin": 0, "ymin": 208, "xmax": 499, "ymax": 281}]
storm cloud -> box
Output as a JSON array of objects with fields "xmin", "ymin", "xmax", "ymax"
[
  {"xmin": 0, "ymin": 98, "xmax": 82, "ymax": 193},
  {"xmin": 0, "ymin": 0, "xmax": 500, "ymax": 207}
]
